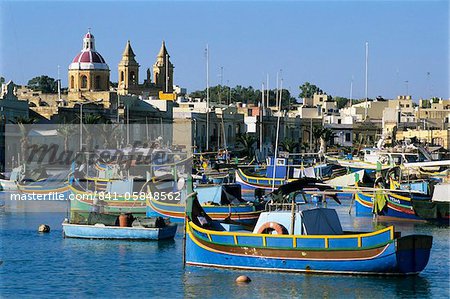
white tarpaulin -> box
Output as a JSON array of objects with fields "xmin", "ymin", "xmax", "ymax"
[
  {"xmin": 325, "ymin": 170, "xmax": 365, "ymax": 188},
  {"xmin": 432, "ymin": 184, "xmax": 450, "ymax": 202}
]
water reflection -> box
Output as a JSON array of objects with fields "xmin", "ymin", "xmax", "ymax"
[{"xmin": 183, "ymin": 267, "xmax": 431, "ymax": 299}]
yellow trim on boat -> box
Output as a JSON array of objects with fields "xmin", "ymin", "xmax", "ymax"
[{"xmin": 189, "ymin": 221, "xmax": 394, "ymax": 241}]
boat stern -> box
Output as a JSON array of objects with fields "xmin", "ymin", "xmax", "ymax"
[{"xmin": 395, "ymin": 234, "xmax": 433, "ymax": 274}]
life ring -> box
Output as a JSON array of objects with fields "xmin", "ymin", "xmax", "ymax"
[{"xmin": 257, "ymin": 222, "xmax": 287, "ymax": 235}]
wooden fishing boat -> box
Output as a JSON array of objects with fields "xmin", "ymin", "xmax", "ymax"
[
  {"xmin": 69, "ymin": 177, "xmax": 148, "ymax": 216},
  {"xmin": 236, "ymin": 157, "xmax": 344, "ymax": 191},
  {"xmin": 62, "ymin": 213, "xmax": 177, "ymax": 240},
  {"xmin": 411, "ymin": 183, "xmax": 450, "ymax": 225},
  {"xmin": 184, "ymin": 179, "xmax": 433, "ymax": 275},
  {"xmin": 146, "ymin": 175, "xmax": 265, "ymax": 223},
  {"xmin": 326, "ymin": 148, "xmax": 419, "ymax": 174},
  {"xmin": 354, "ymin": 184, "xmax": 431, "ymax": 221}
]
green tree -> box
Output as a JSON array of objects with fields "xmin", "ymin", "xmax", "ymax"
[
  {"xmin": 27, "ymin": 75, "xmax": 58, "ymax": 93},
  {"xmin": 57, "ymin": 124, "xmax": 76, "ymax": 152},
  {"xmin": 236, "ymin": 133, "xmax": 256, "ymax": 159},
  {"xmin": 335, "ymin": 97, "xmax": 350, "ymax": 109},
  {"xmin": 82, "ymin": 114, "xmax": 104, "ymax": 149},
  {"xmin": 189, "ymin": 85, "xmax": 297, "ymax": 108},
  {"xmin": 322, "ymin": 128, "xmax": 336, "ymax": 144},
  {"xmin": 10, "ymin": 116, "xmax": 38, "ymax": 165},
  {"xmin": 280, "ymin": 138, "xmax": 298, "ymax": 153},
  {"xmin": 299, "ymin": 82, "xmax": 322, "ymax": 99},
  {"xmin": 312, "ymin": 125, "xmax": 325, "ymax": 151}
]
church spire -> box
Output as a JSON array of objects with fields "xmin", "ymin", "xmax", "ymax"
[
  {"xmin": 122, "ymin": 40, "xmax": 136, "ymax": 58},
  {"xmin": 157, "ymin": 40, "xmax": 169, "ymax": 58},
  {"xmin": 119, "ymin": 40, "xmax": 138, "ymax": 66}
]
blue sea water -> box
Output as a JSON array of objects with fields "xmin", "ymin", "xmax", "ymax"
[{"xmin": 0, "ymin": 193, "xmax": 449, "ymax": 298}]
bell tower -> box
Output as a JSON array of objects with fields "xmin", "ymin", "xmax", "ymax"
[
  {"xmin": 153, "ymin": 41, "xmax": 174, "ymax": 93},
  {"xmin": 118, "ymin": 40, "xmax": 140, "ymax": 95}
]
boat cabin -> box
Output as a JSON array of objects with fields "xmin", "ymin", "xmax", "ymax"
[
  {"xmin": 359, "ymin": 148, "xmax": 419, "ymax": 165},
  {"xmin": 265, "ymin": 157, "xmax": 289, "ymax": 179},
  {"xmin": 252, "ymin": 208, "xmax": 343, "ymax": 235}
]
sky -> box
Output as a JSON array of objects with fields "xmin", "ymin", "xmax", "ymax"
[{"xmin": 0, "ymin": 0, "xmax": 448, "ymax": 101}]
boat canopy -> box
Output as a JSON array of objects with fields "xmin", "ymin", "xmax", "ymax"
[{"xmin": 300, "ymin": 208, "xmax": 343, "ymax": 235}]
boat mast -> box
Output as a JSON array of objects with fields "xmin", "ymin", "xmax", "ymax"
[
  {"xmin": 276, "ymin": 71, "xmax": 279, "ymax": 108},
  {"xmin": 271, "ymin": 78, "xmax": 283, "ymax": 191},
  {"xmin": 165, "ymin": 53, "xmax": 169, "ymax": 93},
  {"xmin": 260, "ymin": 82, "xmax": 264, "ymax": 153},
  {"xmin": 206, "ymin": 44, "xmax": 210, "ymax": 150},
  {"xmin": 266, "ymin": 74, "xmax": 269, "ymax": 108},
  {"xmin": 364, "ymin": 41, "xmax": 369, "ymax": 120},
  {"xmin": 57, "ymin": 65, "xmax": 61, "ymax": 104},
  {"xmin": 350, "ymin": 75, "xmax": 353, "ymax": 107}
]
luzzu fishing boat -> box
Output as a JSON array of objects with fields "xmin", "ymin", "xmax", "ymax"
[
  {"xmin": 184, "ymin": 179, "xmax": 433, "ymax": 275},
  {"xmin": 235, "ymin": 156, "xmax": 339, "ymax": 191},
  {"xmin": 12, "ymin": 170, "xmax": 71, "ymax": 200},
  {"xmin": 326, "ymin": 148, "xmax": 419, "ymax": 174},
  {"xmin": 354, "ymin": 167, "xmax": 433, "ymax": 220},
  {"xmin": 411, "ymin": 183, "xmax": 450, "ymax": 225},
  {"xmin": 1, "ymin": 164, "xmax": 71, "ymax": 197},
  {"xmin": 146, "ymin": 175, "xmax": 265, "ymax": 223},
  {"xmin": 69, "ymin": 176, "xmax": 148, "ymax": 219}
]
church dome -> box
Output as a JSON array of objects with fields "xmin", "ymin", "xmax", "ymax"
[{"xmin": 69, "ymin": 30, "xmax": 109, "ymax": 70}]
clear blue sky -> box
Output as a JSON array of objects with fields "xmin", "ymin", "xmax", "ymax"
[{"xmin": 1, "ymin": 0, "xmax": 448, "ymax": 100}]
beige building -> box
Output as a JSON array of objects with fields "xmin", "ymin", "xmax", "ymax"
[
  {"xmin": 417, "ymin": 98, "xmax": 450, "ymax": 127},
  {"xmin": 396, "ymin": 129, "xmax": 450, "ymax": 149}
]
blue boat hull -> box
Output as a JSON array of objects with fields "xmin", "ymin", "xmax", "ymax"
[
  {"xmin": 355, "ymin": 190, "xmax": 430, "ymax": 220},
  {"xmin": 185, "ymin": 231, "xmax": 431, "ymax": 275},
  {"xmin": 62, "ymin": 223, "xmax": 177, "ymax": 240}
]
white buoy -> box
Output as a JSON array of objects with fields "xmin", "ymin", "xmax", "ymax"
[{"xmin": 38, "ymin": 224, "xmax": 50, "ymax": 233}]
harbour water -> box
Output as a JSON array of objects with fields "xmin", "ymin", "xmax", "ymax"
[{"xmin": 0, "ymin": 193, "xmax": 449, "ymax": 298}]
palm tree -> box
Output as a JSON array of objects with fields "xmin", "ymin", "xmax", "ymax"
[
  {"xmin": 82, "ymin": 114, "xmax": 104, "ymax": 150},
  {"xmin": 320, "ymin": 128, "xmax": 336, "ymax": 153},
  {"xmin": 322, "ymin": 128, "xmax": 336, "ymax": 144},
  {"xmin": 57, "ymin": 124, "xmax": 76, "ymax": 152},
  {"xmin": 99, "ymin": 121, "xmax": 120, "ymax": 148},
  {"xmin": 10, "ymin": 116, "xmax": 37, "ymax": 165},
  {"xmin": 236, "ymin": 133, "xmax": 256, "ymax": 159},
  {"xmin": 280, "ymin": 138, "xmax": 298, "ymax": 153},
  {"xmin": 312, "ymin": 126, "xmax": 325, "ymax": 151}
]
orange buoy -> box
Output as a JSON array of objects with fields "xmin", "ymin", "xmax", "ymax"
[
  {"xmin": 257, "ymin": 222, "xmax": 287, "ymax": 235},
  {"xmin": 236, "ymin": 275, "xmax": 251, "ymax": 283},
  {"xmin": 118, "ymin": 214, "xmax": 128, "ymax": 227}
]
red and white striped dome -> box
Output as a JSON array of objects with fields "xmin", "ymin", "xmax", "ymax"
[{"xmin": 69, "ymin": 30, "xmax": 109, "ymax": 70}]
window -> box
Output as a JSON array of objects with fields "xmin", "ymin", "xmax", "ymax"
[
  {"xmin": 345, "ymin": 133, "xmax": 351, "ymax": 142},
  {"xmin": 276, "ymin": 158, "xmax": 286, "ymax": 166},
  {"xmin": 70, "ymin": 76, "xmax": 74, "ymax": 89},
  {"xmin": 95, "ymin": 76, "xmax": 101, "ymax": 90},
  {"xmin": 120, "ymin": 71, "xmax": 124, "ymax": 83},
  {"xmin": 130, "ymin": 71, "xmax": 136, "ymax": 84},
  {"xmin": 81, "ymin": 75, "xmax": 88, "ymax": 89}
]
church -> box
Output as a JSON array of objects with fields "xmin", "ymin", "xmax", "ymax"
[{"xmin": 67, "ymin": 30, "xmax": 175, "ymax": 107}]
